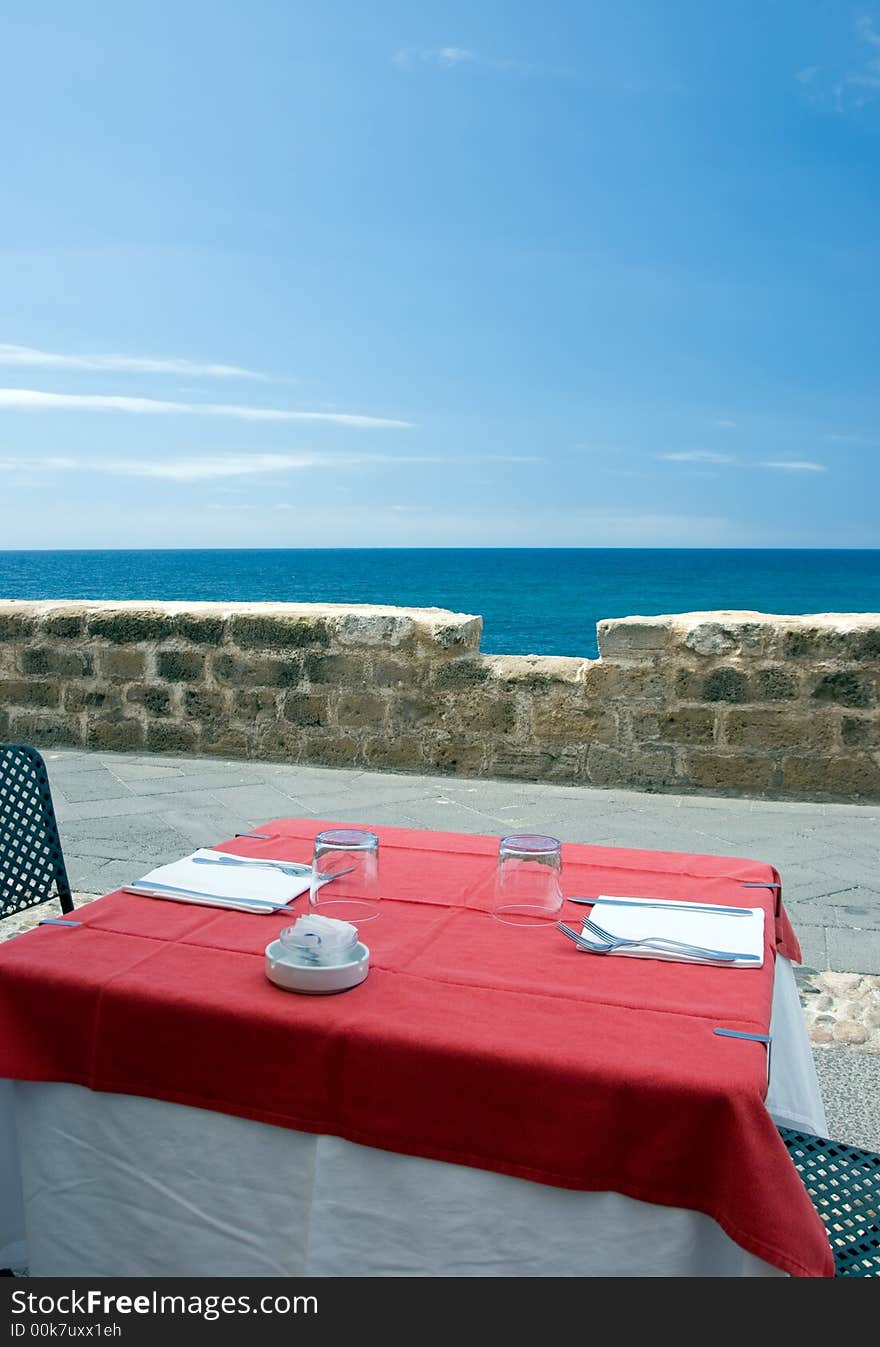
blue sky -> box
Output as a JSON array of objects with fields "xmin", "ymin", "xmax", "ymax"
[{"xmin": 1, "ymin": 0, "xmax": 878, "ymax": 548}]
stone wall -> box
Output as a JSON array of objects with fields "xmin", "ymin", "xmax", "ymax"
[{"xmin": 1, "ymin": 600, "xmax": 879, "ymax": 800}]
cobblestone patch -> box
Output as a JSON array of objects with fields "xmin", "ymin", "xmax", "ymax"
[{"xmin": 796, "ymin": 967, "xmax": 880, "ymax": 1053}]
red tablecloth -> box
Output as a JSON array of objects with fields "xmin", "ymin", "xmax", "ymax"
[{"xmin": 0, "ymin": 818, "xmax": 832, "ymax": 1278}]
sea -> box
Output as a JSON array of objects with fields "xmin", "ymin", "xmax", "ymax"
[{"xmin": 1, "ymin": 549, "xmax": 879, "ymax": 660}]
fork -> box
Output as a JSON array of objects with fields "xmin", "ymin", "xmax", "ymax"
[
  {"xmin": 557, "ymin": 920, "xmax": 749, "ymax": 964},
  {"xmin": 581, "ymin": 916, "xmax": 759, "ymax": 962},
  {"xmin": 193, "ymin": 855, "xmax": 312, "ymax": 878}
]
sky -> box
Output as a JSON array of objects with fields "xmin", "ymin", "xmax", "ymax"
[{"xmin": 0, "ymin": 0, "xmax": 878, "ymax": 549}]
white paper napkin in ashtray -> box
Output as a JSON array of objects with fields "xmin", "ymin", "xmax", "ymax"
[
  {"xmin": 129, "ymin": 848, "xmax": 312, "ymax": 911},
  {"xmin": 583, "ymin": 896, "xmax": 765, "ymax": 967}
]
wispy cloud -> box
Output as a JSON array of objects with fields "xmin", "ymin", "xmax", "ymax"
[
  {"xmin": 0, "ymin": 343, "xmax": 265, "ymax": 380},
  {"xmin": 825, "ymin": 430, "xmax": 880, "ymax": 445},
  {"xmin": 392, "ymin": 47, "xmax": 475, "ymax": 70},
  {"xmin": 760, "ymin": 460, "xmax": 827, "ymax": 472},
  {"xmin": 0, "ymin": 451, "xmax": 538, "ymax": 482},
  {"xmin": 660, "ymin": 450, "xmax": 736, "ymax": 464},
  {"xmin": 800, "ymin": 13, "xmax": 880, "ymax": 110},
  {"xmin": 714, "ymin": 419, "xmax": 737, "ymax": 429},
  {"xmin": 0, "ymin": 388, "xmax": 411, "ymax": 428}
]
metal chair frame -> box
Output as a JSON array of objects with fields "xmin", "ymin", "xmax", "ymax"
[
  {"xmin": 1, "ymin": 743, "xmax": 74, "ymax": 920},
  {"xmin": 779, "ymin": 1126, "xmax": 880, "ymax": 1277}
]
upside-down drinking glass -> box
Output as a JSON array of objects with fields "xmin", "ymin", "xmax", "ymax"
[
  {"xmin": 492, "ymin": 833, "xmax": 563, "ymax": 927},
  {"xmin": 310, "ymin": 828, "xmax": 380, "ymax": 923}
]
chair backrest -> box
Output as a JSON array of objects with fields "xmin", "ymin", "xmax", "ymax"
[
  {"xmin": 0, "ymin": 743, "xmax": 74, "ymax": 919},
  {"xmin": 779, "ymin": 1126, "xmax": 880, "ymax": 1277}
]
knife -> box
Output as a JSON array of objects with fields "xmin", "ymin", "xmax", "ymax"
[{"xmin": 567, "ymin": 896, "xmax": 753, "ymax": 917}]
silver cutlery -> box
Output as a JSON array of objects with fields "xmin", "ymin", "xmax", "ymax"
[
  {"xmin": 567, "ymin": 896, "xmax": 752, "ymax": 917},
  {"xmin": 124, "ymin": 865, "xmax": 357, "ymax": 913},
  {"xmin": 581, "ymin": 915, "xmax": 760, "ymax": 962},
  {"xmin": 193, "ymin": 855, "xmax": 312, "ymax": 878},
  {"xmin": 124, "ymin": 882, "xmax": 299, "ymax": 912},
  {"xmin": 556, "ymin": 920, "xmax": 754, "ymax": 964}
]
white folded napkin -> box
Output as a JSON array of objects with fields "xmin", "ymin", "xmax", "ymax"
[
  {"xmin": 582, "ymin": 896, "xmax": 765, "ymax": 967},
  {"xmin": 279, "ymin": 913, "xmax": 359, "ymax": 965},
  {"xmin": 127, "ymin": 849, "xmax": 312, "ymax": 913}
]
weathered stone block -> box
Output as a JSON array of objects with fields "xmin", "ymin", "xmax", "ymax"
[
  {"xmin": 97, "ymin": 649, "xmax": 147, "ymax": 681},
  {"xmin": 86, "ymin": 718, "xmax": 146, "ymax": 751},
  {"xmin": 430, "ymin": 618, "xmax": 482, "ymax": 651},
  {"xmin": 811, "ymin": 671, "xmax": 872, "ymax": 708},
  {"xmin": 391, "ymin": 691, "xmax": 440, "ymax": 728},
  {"xmin": 753, "ymin": 667, "xmax": 799, "ymax": 701},
  {"xmin": 302, "ymin": 652, "xmax": 368, "ymax": 685},
  {"xmin": 841, "ymin": 716, "xmax": 880, "ymax": 748},
  {"xmin": 597, "ymin": 618, "xmax": 670, "ymax": 658},
  {"xmin": 255, "ymin": 724, "xmax": 303, "ymax": 759},
  {"xmin": 212, "ymin": 653, "xmax": 301, "ymax": 688},
  {"xmin": 335, "ymin": 690, "xmax": 387, "ymax": 730},
  {"xmin": 683, "ymin": 751, "xmax": 776, "ymax": 792},
  {"xmin": 724, "ymin": 707, "xmax": 837, "ymax": 751},
  {"xmin": 778, "ymin": 625, "xmax": 880, "ymax": 661},
  {"xmin": 0, "ymin": 679, "xmax": 61, "ymax": 708},
  {"xmin": 488, "ymin": 655, "xmax": 586, "ymax": 688},
  {"xmin": 333, "ymin": 613, "xmax": 415, "ymax": 647},
  {"xmin": 182, "ymin": 688, "xmax": 227, "ymax": 720},
  {"xmin": 423, "ymin": 737, "xmax": 485, "ymax": 775},
  {"xmin": 174, "ymin": 615, "xmax": 225, "ymax": 645},
  {"xmin": 701, "ymin": 667, "xmax": 750, "ymax": 703},
  {"xmin": 441, "ymin": 692, "xmax": 515, "ymax": 735},
  {"xmin": 369, "ymin": 657, "xmax": 423, "ymax": 688},
  {"xmin": 233, "ymin": 688, "xmax": 279, "ymax": 718},
  {"xmin": 201, "ymin": 724, "xmax": 252, "ymax": 756},
  {"xmin": 488, "ymin": 745, "xmax": 581, "ymax": 783},
  {"xmin": 10, "ymin": 711, "xmax": 81, "ymax": 746},
  {"xmin": 145, "ymin": 721, "xmax": 199, "ymax": 753},
  {"xmin": 583, "ymin": 662, "xmax": 668, "ymax": 703},
  {"xmin": 587, "ymin": 744, "xmax": 676, "ymax": 790},
  {"xmin": 19, "ymin": 646, "xmax": 93, "ymax": 677},
  {"xmin": 433, "ymin": 659, "xmax": 491, "ymax": 689},
  {"xmin": 0, "ymin": 614, "xmax": 36, "ymax": 642},
  {"xmin": 632, "ymin": 708, "xmax": 715, "ymax": 745},
  {"xmin": 283, "ymin": 692, "xmax": 329, "ymax": 727},
  {"xmin": 229, "ymin": 614, "xmax": 331, "ymax": 651},
  {"xmin": 298, "ymin": 734, "xmax": 364, "ymax": 768},
  {"xmin": 126, "ymin": 686, "xmax": 171, "ymax": 717},
  {"xmin": 529, "ymin": 692, "xmax": 614, "ymax": 742},
  {"xmin": 87, "ymin": 611, "xmax": 175, "ymax": 643},
  {"xmin": 66, "ymin": 687, "xmax": 123, "ymax": 713},
  {"xmin": 682, "ymin": 619, "xmax": 770, "ymax": 658},
  {"xmin": 157, "ymin": 650, "xmax": 206, "ymax": 683},
  {"xmin": 233, "ymin": 689, "xmax": 277, "ymax": 721},
  {"xmin": 782, "ymin": 755, "xmax": 880, "ymax": 796},
  {"xmin": 362, "ymin": 735, "xmax": 424, "ymax": 770},
  {"xmin": 41, "ymin": 613, "xmax": 84, "ymax": 639}
]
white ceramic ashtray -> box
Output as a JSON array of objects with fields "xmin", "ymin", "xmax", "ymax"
[{"xmin": 265, "ymin": 938, "xmax": 370, "ymax": 994}]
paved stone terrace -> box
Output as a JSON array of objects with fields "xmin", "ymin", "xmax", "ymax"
[{"xmin": 5, "ymin": 747, "xmax": 880, "ymax": 1149}]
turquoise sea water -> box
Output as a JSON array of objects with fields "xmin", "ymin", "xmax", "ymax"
[{"xmin": 1, "ymin": 549, "xmax": 879, "ymax": 659}]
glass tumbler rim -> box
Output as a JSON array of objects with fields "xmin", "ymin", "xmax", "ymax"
[
  {"xmin": 499, "ymin": 833, "xmax": 562, "ymax": 857},
  {"xmin": 315, "ymin": 827, "xmax": 379, "ymax": 850}
]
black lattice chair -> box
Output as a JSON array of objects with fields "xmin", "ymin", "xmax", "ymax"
[
  {"xmin": 0, "ymin": 743, "xmax": 74, "ymax": 922},
  {"xmin": 779, "ymin": 1127, "xmax": 880, "ymax": 1277}
]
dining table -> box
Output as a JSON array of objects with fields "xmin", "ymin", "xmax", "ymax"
[{"xmin": 0, "ymin": 817, "xmax": 833, "ymax": 1278}]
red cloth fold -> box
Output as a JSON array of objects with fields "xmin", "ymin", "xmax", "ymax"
[{"xmin": 0, "ymin": 818, "xmax": 830, "ymax": 1277}]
